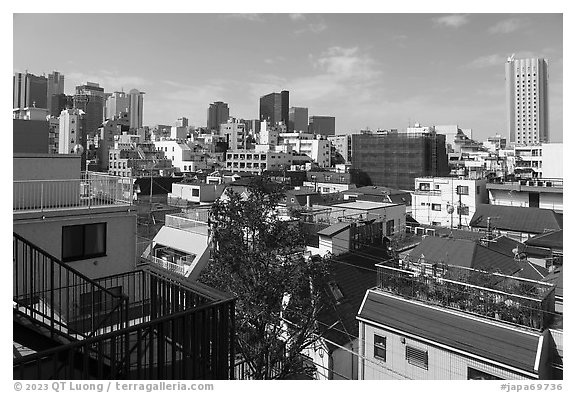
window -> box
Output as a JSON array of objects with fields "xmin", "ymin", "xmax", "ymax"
[
  {"xmin": 467, "ymin": 367, "xmax": 503, "ymax": 380},
  {"xmin": 386, "ymin": 220, "xmax": 395, "ymax": 236},
  {"xmin": 431, "ymin": 203, "xmax": 441, "ymax": 211},
  {"xmin": 374, "ymin": 335, "xmax": 387, "ymax": 361},
  {"xmin": 406, "ymin": 345, "xmax": 428, "ymax": 370},
  {"xmin": 456, "ymin": 185, "xmax": 469, "ymax": 195},
  {"xmin": 457, "ymin": 205, "xmax": 470, "ymax": 216},
  {"xmin": 192, "ymin": 188, "xmax": 200, "ymax": 197},
  {"xmin": 62, "ymin": 223, "xmax": 106, "ymax": 262},
  {"xmin": 418, "ymin": 183, "xmax": 430, "ymax": 191}
]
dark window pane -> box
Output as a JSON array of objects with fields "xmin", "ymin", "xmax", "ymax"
[
  {"xmin": 62, "ymin": 225, "xmax": 84, "ymax": 260},
  {"xmin": 84, "ymin": 223, "xmax": 106, "ymax": 256}
]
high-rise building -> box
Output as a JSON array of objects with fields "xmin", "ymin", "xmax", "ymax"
[
  {"xmin": 505, "ymin": 56, "xmax": 549, "ymax": 145},
  {"xmin": 350, "ymin": 130, "xmax": 449, "ymax": 190},
  {"xmin": 128, "ymin": 89, "xmax": 144, "ymax": 129},
  {"xmin": 207, "ymin": 101, "xmax": 230, "ymax": 131},
  {"xmin": 58, "ymin": 108, "xmax": 87, "ymax": 170},
  {"xmin": 13, "ymin": 72, "xmax": 48, "ymax": 110},
  {"xmin": 259, "ymin": 90, "xmax": 289, "ymax": 126},
  {"xmin": 106, "ymin": 91, "xmax": 130, "ymax": 120},
  {"xmin": 308, "ymin": 116, "xmax": 336, "ymax": 136},
  {"xmin": 289, "ymin": 107, "xmax": 308, "ymax": 132},
  {"xmin": 74, "ymin": 82, "xmax": 105, "ymax": 137},
  {"xmin": 47, "ymin": 71, "xmax": 65, "ymax": 116}
]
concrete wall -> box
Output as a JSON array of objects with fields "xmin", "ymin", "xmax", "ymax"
[
  {"xmin": 14, "ymin": 154, "xmax": 81, "ymax": 181},
  {"xmin": 14, "ymin": 211, "xmax": 137, "ymax": 280},
  {"xmin": 13, "ymin": 119, "xmax": 49, "ymax": 154},
  {"xmin": 489, "ymin": 189, "xmax": 563, "ymax": 212},
  {"xmin": 542, "ymin": 143, "xmax": 563, "ymax": 179},
  {"xmin": 359, "ymin": 321, "xmax": 534, "ymax": 380}
]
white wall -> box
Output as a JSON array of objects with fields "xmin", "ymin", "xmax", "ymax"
[
  {"xmin": 14, "ymin": 212, "xmax": 137, "ymax": 280},
  {"xmin": 359, "ymin": 321, "xmax": 534, "ymax": 380},
  {"xmin": 542, "ymin": 143, "xmax": 563, "ymax": 179}
]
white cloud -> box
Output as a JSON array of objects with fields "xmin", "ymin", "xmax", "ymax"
[
  {"xmin": 433, "ymin": 14, "xmax": 470, "ymax": 28},
  {"xmin": 289, "ymin": 13, "xmax": 306, "ymax": 21},
  {"xmin": 293, "ymin": 15, "xmax": 327, "ymax": 34},
  {"xmin": 65, "ymin": 71, "xmax": 149, "ymax": 93},
  {"xmin": 489, "ymin": 18, "xmax": 526, "ymax": 34}
]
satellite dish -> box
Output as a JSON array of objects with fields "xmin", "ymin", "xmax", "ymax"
[{"xmin": 72, "ymin": 144, "xmax": 84, "ymax": 155}]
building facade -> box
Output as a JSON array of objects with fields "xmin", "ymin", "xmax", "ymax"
[
  {"xmin": 505, "ymin": 57, "xmax": 549, "ymax": 144},
  {"xmin": 289, "ymin": 107, "xmax": 308, "ymax": 132},
  {"xmin": 411, "ymin": 177, "xmax": 488, "ymax": 228},
  {"xmin": 13, "ymin": 72, "xmax": 48, "ymax": 110},
  {"xmin": 309, "ymin": 116, "xmax": 336, "ymax": 136},
  {"xmin": 106, "ymin": 91, "xmax": 130, "ymax": 120},
  {"xmin": 128, "ymin": 89, "xmax": 144, "ymax": 130},
  {"xmin": 328, "ymin": 135, "xmax": 352, "ymax": 164},
  {"xmin": 207, "ymin": 101, "xmax": 230, "ymax": 131},
  {"xmin": 74, "ymin": 82, "xmax": 106, "ymax": 137},
  {"xmin": 47, "ymin": 71, "xmax": 65, "ymax": 117},
  {"xmin": 259, "ymin": 91, "xmax": 289, "ymax": 126},
  {"xmin": 224, "ymin": 149, "xmax": 293, "ymax": 173},
  {"xmin": 350, "ymin": 131, "xmax": 449, "ymax": 190}
]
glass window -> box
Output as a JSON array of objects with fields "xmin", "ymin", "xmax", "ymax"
[
  {"xmin": 374, "ymin": 335, "xmax": 386, "ymax": 361},
  {"xmin": 62, "ymin": 223, "xmax": 107, "ymax": 262},
  {"xmin": 431, "ymin": 204, "xmax": 441, "ymax": 211}
]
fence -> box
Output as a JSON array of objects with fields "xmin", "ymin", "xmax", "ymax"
[
  {"xmin": 375, "ymin": 262, "xmax": 555, "ymax": 331},
  {"xmin": 13, "ymin": 172, "xmax": 133, "ymax": 212}
]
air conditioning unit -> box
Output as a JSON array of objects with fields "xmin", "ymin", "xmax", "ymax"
[{"xmin": 545, "ymin": 181, "xmax": 552, "ymax": 187}]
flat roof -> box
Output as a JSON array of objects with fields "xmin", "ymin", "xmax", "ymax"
[
  {"xmin": 358, "ymin": 290, "xmax": 541, "ymax": 376},
  {"xmin": 331, "ymin": 200, "xmax": 399, "ymax": 210}
]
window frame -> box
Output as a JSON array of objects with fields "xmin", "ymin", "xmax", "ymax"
[
  {"xmin": 62, "ymin": 222, "xmax": 107, "ymax": 262},
  {"xmin": 374, "ymin": 334, "xmax": 387, "ymax": 361}
]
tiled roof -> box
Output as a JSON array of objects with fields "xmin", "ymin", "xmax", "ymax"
[
  {"xmin": 407, "ymin": 236, "xmax": 521, "ymax": 276},
  {"xmin": 524, "ymin": 230, "xmax": 563, "ymax": 250},
  {"xmin": 358, "ymin": 290, "xmax": 541, "ymax": 375},
  {"xmin": 469, "ymin": 204, "xmax": 562, "ymax": 234},
  {"xmin": 543, "ymin": 268, "xmax": 563, "ymax": 298},
  {"xmin": 316, "ymin": 248, "xmax": 384, "ymax": 349}
]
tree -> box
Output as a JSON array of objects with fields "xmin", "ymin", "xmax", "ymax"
[{"xmin": 199, "ymin": 178, "xmax": 331, "ymax": 379}]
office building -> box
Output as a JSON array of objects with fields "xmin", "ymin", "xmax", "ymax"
[
  {"xmin": 128, "ymin": 88, "xmax": 144, "ymax": 129},
  {"xmin": 106, "ymin": 91, "xmax": 130, "ymax": 120},
  {"xmin": 350, "ymin": 131, "xmax": 449, "ymax": 190},
  {"xmin": 73, "ymin": 82, "xmax": 105, "ymax": 137},
  {"xmin": 289, "ymin": 107, "xmax": 308, "ymax": 132},
  {"xmin": 47, "ymin": 71, "xmax": 65, "ymax": 116},
  {"xmin": 309, "ymin": 116, "xmax": 336, "ymax": 136},
  {"xmin": 207, "ymin": 101, "xmax": 230, "ymax": 130},
  {"xmin": 505, "ymin": 56, "xmax": 549, "ymax": 144},
  {"xmin": 58, "ymin": 108, "xmax": 87, "ymax": 169},
  {"xmin": 13, "ymin": 72, "xmax": 48, "ymax": 110},
  {"xmin": 328, "ymin": 134, "xmax": 352, "ymax": 163},
  {"xmin": 259, "ymin": 90, "xmax": 289, "ymax": 126}
]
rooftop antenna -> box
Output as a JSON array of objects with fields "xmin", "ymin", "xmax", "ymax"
[{"xmin": 507, "ymin": 53, "xmax": 515, "ymax": 62}]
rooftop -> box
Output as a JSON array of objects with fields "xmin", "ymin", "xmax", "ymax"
[
  {"xmin": 358, "ymin": 290, "xmax": 542, "ymax": 376},
  {"xmin": 469, "ymin": 204, "xmax": 563, "ymax": 235},
  {"xmin": 525, "ymin": 230, "xmax": 563, "ymax": 250},
  {"xmin": 330, "ymin": 200, "xmax": 400, "ymax": 211}
]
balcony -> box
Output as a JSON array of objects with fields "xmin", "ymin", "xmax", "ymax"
[
  {"xmin": 414, "ymin": 189, "xmax": 442, "ymax": 196},
  {"xmin": 13, "ymin": 172, "xmax": 133, "ymax": 213},
  {"xmin": 13, "ymin": 233, "xmax": 235, "ymax": 380},
  {"xmin": 375, "ymin": 261, "xmax": 555, "ymax": 331}
]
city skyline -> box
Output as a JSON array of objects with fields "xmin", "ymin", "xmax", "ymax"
[{"xmin": 13, "ymin": 13, "xmax": 562, "ymax": 142}]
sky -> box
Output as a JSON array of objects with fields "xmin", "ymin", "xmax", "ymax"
[{"xmin": 13, "ymin": 13, "xmax": 563, "ymax": 142}]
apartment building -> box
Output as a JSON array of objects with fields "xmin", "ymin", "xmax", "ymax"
[
  {"xmin": 224, "ymin": 148, "xmax": 293, "ymax": 174},
  {"xmin": 411, "ymin": 177, "xmax": 488, "ymax": 228}
]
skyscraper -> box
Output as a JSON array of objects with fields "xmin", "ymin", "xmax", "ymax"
[
  {"xmin": 259, "ymin": 90, "xmax": 289, "ymax": 126},
  {"xmin": 128, "ymin": 89, "xmax": 144, "ymax": 130},
  {"xmin": 47, "ymin": 71, "xmax": 65, "ymax": 116},
  {"xmin": 308, "ymin": 115, "xmax": 336, "ymax": 136},
  {"xmin": 106, "ymin": 91, "xmax": 130, "ymax": 120},
  {"xmin": 505, "ymin": 56, "xmax": 549, "ymax": 145},
  {"xmin": 207, "ymin": 101, "xmax": 230, "ymax": 130},
  {"xmin": 13, "ymin": 72, "xmax": 48, "ymax": 110},
  {"xmin": 74, "ymin": 82, "xmax": 106, "ymax": 137},
  {"xmin": 289, "ymin": 107, "xmax": 308, "ymax": 132}
]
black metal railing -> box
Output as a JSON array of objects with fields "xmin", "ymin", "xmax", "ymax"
[
  {"xmin": 13, "ymin": 233, "xmax": 236, "ymax": 380},
  {"xmin": 13, "ymin": 233, "xmax": 129, "ymax": 339},
  {"xmin": 13, "ymin": 299, "xmax": 235, "ymax": 380}
]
